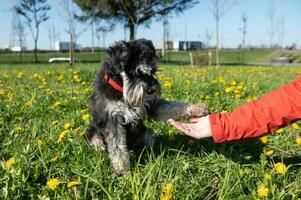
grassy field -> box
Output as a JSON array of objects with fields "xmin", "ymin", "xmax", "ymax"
[
  {"xmin": 0, "ymin": 52, "xmax": 105, "ymax": 64},
  {"xmin": 1, "ymin": 63, "xmax": 301, "ymax": 199},
  {"xmin": 0, "ymin": 49, "xmax": 283, "ymax": 65},
  {"xmin": 162, "ymin": 50, "xmax": 276, "ymax": 65}
]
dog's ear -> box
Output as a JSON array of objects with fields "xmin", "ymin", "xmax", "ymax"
[
  {"xmin": 137, "ymin": 39, "xmax": 155, "ymax": 51},
  {"xmin": 108, "ymin": 41, "xmax": 130, "ymax": 73}
]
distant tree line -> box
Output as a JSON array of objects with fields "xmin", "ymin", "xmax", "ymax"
[{"xmin": 11, "ymin": 0, "xmax": 291, "ymax": 66}]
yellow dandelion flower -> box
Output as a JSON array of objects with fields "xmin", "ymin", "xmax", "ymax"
[
  {"xmin": 160, "ymin": 183, "xmax": 174, "ymax": 200},
  {"xmin": 275, "ymin": 128, "xmax": 284, "ymax": 133},
  {"xmin": 296, "ymin": 137, "xmax": 301, "ymax": 145},
  {"xmin": 79, "ymin": 132, "xmax": 85, "ymax": 137},
  {"xmin": 218, "ymin": 77, "xmax": 226, "ymax": 84},
  {"xmin": 7, "ymin": 92, "xmax": 14, "ymax": 99},
  {"xmin": 47, "ymin": 178, "xmax": 60, "ymax": 190},
  {"xmin": 58, "ymin": 130, "xmax": 69, "ymax": 143},
  {"xmin": 64, "ymin": 123, "xmax": 71, "ymax": 129},
  {"xmin": 215, "ymin": 92, "xmax": 220, "ymax": 96},
  {"xmin": 265, "ymin": 150, "xmax": 274, "ymax": 157},
  {"xmin": 163, "ymin": 82, "xmax": 172, "ymax": 89},
  {"xmin": 52, "ymin": 101, "xmax": 61, "ymax": 108},
  {"xmin": 6, "ymin": 157, "xmax": 15, "ymax": 169},
  {"xmin": 17, "ymin": 72, "xmax": 23, "ymax": 78},
  {"xmin": 257, "ymin": 185, "xmax": 269, "ymax": 198},
  {"xmin": 235, "ymin": 94, "xmax": 241, "ymax": 99},
  {"xmin": 74, "ymin": 126, "xmax": 82, "ymax": 132},
  {"xmin": 230, "ymin": 80, "xmax": 237, "ymax": 86},
  {"xmin": 225, "ymin": 87, "xmax": 233, "ymax": 93},
  {"xmin": 24, "ymin": 101, "xmax": 33, "ymax": 107},
  {"xmin": 67, "ymin": 180, "xmax": 81, "ymax": 188},
  {"xmin": 15, "ymin": 127, "xmax": 22, "ymax": 132},
  {"xmin": 82, "ymin": 114, "xmax": 90, "ymax": 121},
  {"xmin": 50, "ymin": 156, "xmax": 59, "ymax": 163},
  {"xmin": 259, "ymin": 136, "xmax": 269, "ymax": 144},
  {"xmin": 237, "ymin": 85, "xmax": 243, "ymax": 90},
  {"xmin": 274, "ymin": 162, "xmax": 287, "ymax": 175},
  {"xmin": 263, "ymin": 173, "xmax": 272, "ymax": 181},
  {"xmin": 37, "ymin": 140, "xmax": 45, "ymax": 145},
  {"xmin": 292, "ymin": 123, "xmax": 300, "ymax": 129}
]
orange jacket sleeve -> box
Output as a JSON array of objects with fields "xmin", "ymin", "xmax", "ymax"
[{"xmin": 209, "ymin": 76, "xmax": 301, "ymax": 143}]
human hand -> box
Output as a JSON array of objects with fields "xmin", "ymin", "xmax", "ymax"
[{"xmin": 167, "ymin": 115, "xmax": 212, "ymax": 139}]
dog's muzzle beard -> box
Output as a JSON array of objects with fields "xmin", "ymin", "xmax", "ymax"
[{"xmin": 121, "ymin": 72, "xmax": 160, "ymax": 106}]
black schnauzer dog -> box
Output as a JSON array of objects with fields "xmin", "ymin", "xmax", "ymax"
[{"xmin": 87, "ymin": 39, "xmax": 209, "ymax": 175}]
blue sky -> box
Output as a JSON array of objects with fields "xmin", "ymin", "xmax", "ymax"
[{"xmin": 1, "ymin": 0, "xmax": 301, "ymax": 50}]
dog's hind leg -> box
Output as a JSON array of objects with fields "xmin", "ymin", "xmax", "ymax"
[
  {"xmin": 148, "ymin": 99, "xmax": 210, "ymax": 122},
  {"xmin": 105, "ymin": 115, "xmax": 129, "ymax": 175},
  {"xmin": 87, "ymin": 122, "xmax": 106, "ymax": 151}
]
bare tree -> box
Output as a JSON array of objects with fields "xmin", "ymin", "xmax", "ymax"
[
  {"xmin": 47, "ymin": 24, "xmax": 60, "ymax": 50},
  {"xmin": 59, "ymin": 0, "xmax": 86, "ymax": 66},
  {"xmin": 266, "ymin": 1, "xmax": 278, "ymax": 49},
  {"xmin": 91, "ymin": 19, "xmax": 95, "ymax": 53},
  {"xmin": 161, "ymin": 14, "xmax": 170, "ymax": 57},
  {"xmin": 95, "ymin": 20, "xmax": 114, "ymax": 50},
  {"xmin": 14, "ymin": 0, "xmax": 51, "ymax": 63},
  {"xmin": 204, "ymin": 29, "xmax": 213, "ymax": 48},
  {"xmin": 239, "ymin": 13, "xmax": 247, "ymax": 63},
  {"xmin": 12, "ymin": 11, "xmax": 26, "ymax": 62},
  {"xmin": 207, "ymin": 0, "xmax": 238, "ymax": 67},
  {"xmin": 277, "ymin": 17, "xmax": 285, "ymax": 49}
]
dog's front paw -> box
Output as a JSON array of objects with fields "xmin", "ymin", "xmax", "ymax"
[
  {"xmin": 185, "ymin": 103, "xmax": 210, "ymax": 118},
  {"xmin": 111, "ymin": 156, "xmax": 129, "ymax": 175}
]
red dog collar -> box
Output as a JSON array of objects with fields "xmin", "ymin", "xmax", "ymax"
[{"xmin": 104, "ymin": 73, "xmax": 123, "ymax": 93}]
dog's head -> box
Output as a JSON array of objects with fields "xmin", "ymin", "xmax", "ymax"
[{"xmin": 107, "ymin": 39, "xmax": 161, "ymax": 106}]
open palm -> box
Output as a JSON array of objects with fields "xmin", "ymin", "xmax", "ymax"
[{"xmin": 168, "ymin": 116, "xmax": 212, "ymax": 139}]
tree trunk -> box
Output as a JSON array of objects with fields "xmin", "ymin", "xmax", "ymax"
[
  {"xmin": 215, "ymin": 17, "xmax": 219, "ymax": 68},
  {"xmin": 20, "ymin": 50, "xmax": 22, "ymax": 63},
  {"xmin": 129, "ymin": 23, "xmax": 137, "ymax": 41},
  {"xmin": 19, "ymin": 39, "xmax": 23, "ymax": 63},
  {"xmin": 91, "ymin": 20, "xmax": 95, "ymax": 53},
  {"xmin": 69, "ymin": 33, "xmax": 74, "ymax": 66},
  {"xmin": 34, "ymin": 39, "xmax": 38, "ymax": 63},
  {"xmin": 162, "ymin": 15, "xmax": 165, "ymax": 58},
  {"xmin": 102, "ymin": 33, "xmax": 106, "ymax": 49}
]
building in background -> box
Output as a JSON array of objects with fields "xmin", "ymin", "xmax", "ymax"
[
  {"xmin": 165, "ymin": 41, "xmax": 203, "ymax": 51},
  {"xmin": 54, "ymin": 41, "xmax": 81, "ymax": 52},
  {"xmin": 10, "ymin": 46, "xmax": 27, "ymax": 52}
]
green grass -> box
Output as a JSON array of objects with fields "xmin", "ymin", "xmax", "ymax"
[
  {"xmin": 0, "ymin": 49, "xmax": 278, "ymax": 65},
  {"xmin": 0, "ymin": 63, "xmax": 301, "ymax": 199},
  {"xmin": 0, "ymin": 52, "xmax": 105, "ymax": 64},
  {"xmin": 161, "ymin": 50, "xmax": 276, "ymax": 65}
]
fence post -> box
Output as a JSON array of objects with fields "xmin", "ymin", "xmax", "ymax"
[{"xmin": 189, "ymin": 52, "xmax": 194, "ymax": 68}]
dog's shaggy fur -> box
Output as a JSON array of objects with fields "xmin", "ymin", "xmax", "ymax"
[{"xmin": 87, "ymin": 39, "xmax": 209, "ymax": 175}]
